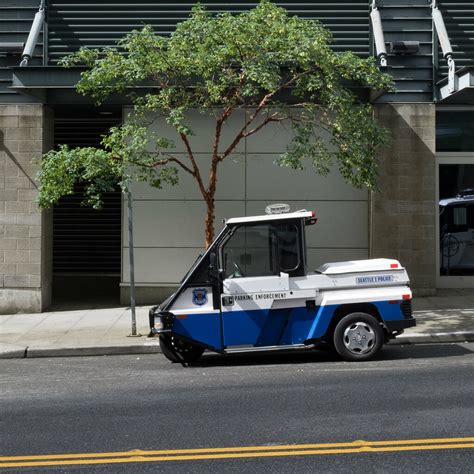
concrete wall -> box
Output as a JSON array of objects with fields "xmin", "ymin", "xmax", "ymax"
[
  {"xmin": 0, "ymin": 105, "xmax": 53, "ymax": 313},
  {"xmin": 371, "ymin": 103, "xmax": 436, "ymax": 295},
  {"xmin": 121, "ymin": 109, "xmax": 369, "ymax": 304}
]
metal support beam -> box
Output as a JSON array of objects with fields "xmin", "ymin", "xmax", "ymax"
[
  {"xmin": 432, "ymin": 1, "xmax": 456, "ymax": 93},
  {"xmin": 20, "ymin": 0, "xmax": 45, "ymax": 67},
  {"xmin": 370, "ymin": 1, "xmax": 387, "ymax": 68}
]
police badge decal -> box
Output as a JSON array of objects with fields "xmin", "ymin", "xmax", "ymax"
[{"xmin": 192, "ymin": 288, "xmax": 208, "ymax": 306}]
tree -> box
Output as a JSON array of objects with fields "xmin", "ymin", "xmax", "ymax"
[{"xmin": 38, "ymin": 0, "xmax": 393, "ymax": 248}]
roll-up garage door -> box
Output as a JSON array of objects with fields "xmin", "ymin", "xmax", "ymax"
[{"xmin": 52, "ymin": 109, "xmax": 122, "ymax": 277}]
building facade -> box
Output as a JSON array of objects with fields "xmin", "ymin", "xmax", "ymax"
[{"xmin": 1, "ymin": 0, "xmax": 474, "ymax": 313}]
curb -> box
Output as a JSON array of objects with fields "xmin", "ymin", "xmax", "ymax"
[
  {"xmin": 0, "ymin": 343, "xmax": 28, "ymax": 359},
  {"xmin": 0, "ymin": 340, "xmax": 162, "ymax": 359},
  {"xmin": 1, "ymin": 333, "xmax": 473, "ymax": 359},
  {"xmin": 389, "ymin": 331, "xmax": 474, "ymax": 345},
  {"xmin": 25, "ymin": 345, "xmax": 162, "ymax": 358}
]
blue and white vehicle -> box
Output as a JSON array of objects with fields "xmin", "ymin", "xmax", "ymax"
[{"xmin": 149, "ymin": 207, "xmax": 415, "ymax": 363}]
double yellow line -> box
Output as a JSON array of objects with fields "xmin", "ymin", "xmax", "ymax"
[{"xmin": 1, "ymin": 437, "xmax": 473, "ymax": 468}]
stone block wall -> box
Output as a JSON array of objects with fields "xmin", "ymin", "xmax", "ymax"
[
  {"xmin": 0, "ymin": 105, "xmax": 53, "ymax": 313},
  {"xmin": 371, "ymin": 103, "xmax": 436, "ymax": 295}
]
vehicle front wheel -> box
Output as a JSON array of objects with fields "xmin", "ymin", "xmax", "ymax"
[
  {"xmin": 333, "ymin": 313, "xmax": 384, "ymax": 362},
  {"xmin": 159, "ymin": 335, "xmax": 205, "ymax": 363}
]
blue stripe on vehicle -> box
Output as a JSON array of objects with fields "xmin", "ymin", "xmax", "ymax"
[
  {"xmin": 173, "ymin": 312, "xmax": 222, "ymax": 350},
  {"xmin": 307, "ymin": 300, "xmax": 405, "ymax": 339},
  {"xmin": 372, "ymin": 300, "xmax": 406, "ymax": 321},
  {"xmin": 307, "ymin": 304, "xmax": 338, "ymax": 339},
  {"xmin": 171, "ymin": 300, "xmax": 405, "ymax": 350},
  {"xmin": 222, "ymin": 306, "xmax": 314, "ymax": 347}
]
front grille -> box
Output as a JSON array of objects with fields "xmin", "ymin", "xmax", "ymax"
[{"xmin": 401, "ymin": 300, "xmax": 412, "ymax": 319}]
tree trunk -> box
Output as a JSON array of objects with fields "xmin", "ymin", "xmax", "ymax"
[
  {"xmin": 204, "ymin": 198, "xmax": 215, "ymax": 249},
  {"xmin": 204, "ymin": 158, "xmax": 219, "ymax": 249}
]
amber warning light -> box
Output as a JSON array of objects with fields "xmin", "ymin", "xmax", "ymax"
[{"xmin": 306, "ymin": 211, "xmax": 317, "ymax": 226}]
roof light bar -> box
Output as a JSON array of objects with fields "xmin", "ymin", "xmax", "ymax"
[{"xmin": 265, "ymin": 203, "xmax": 291, "ymax": 215}]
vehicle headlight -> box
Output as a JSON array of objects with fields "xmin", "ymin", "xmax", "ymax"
[{"xmin": 154, "ymin": 316, "xmax": 163, "ymax": 331}]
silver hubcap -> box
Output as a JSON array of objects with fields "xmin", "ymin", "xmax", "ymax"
[{"xmin": 343, "ymin": 322, "xmax": 376, "ymax": 354}]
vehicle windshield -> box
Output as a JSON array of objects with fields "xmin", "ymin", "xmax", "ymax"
[
  {"xmin": 180, "ymin": 254, "xmax": 202, "ymax": 284},
  {"xmin": 221, "ymin": 221, "xmax": 301, "ymax": 278}
]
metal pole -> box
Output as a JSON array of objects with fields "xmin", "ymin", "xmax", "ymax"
[
  {"xmin": 20, "ymin": 1, "xmax": 45, "ymax": 67},
  {"xmin": 446, "ymin": 233, "xmax": 451, "ymax": 276},
  {"xmin": 127, "ymin": 191, "xmax": 139, "ymax": 336},
  {"xmin": 370, "ymin": 1, "xmax": 388, "ymax": 67}
]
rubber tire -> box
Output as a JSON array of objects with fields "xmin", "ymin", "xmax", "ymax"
[
  {"xmin": 159, "ymin": 335, "xmax": 205, "ymax": 363},
  {"xmin": 333, "ymin": 312, "xmax": 384, "ymax": 362}
]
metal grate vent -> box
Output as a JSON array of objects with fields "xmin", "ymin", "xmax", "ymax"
[
  {"xmin": 437, "ymin": 1, "xmax": 474, "ymax": 79},
  {"xmin": 0, "ymin": 1, "xmax": 43, "ymax": 101},
  {"xmin": 401, "ymin": 300, "xmax": 413, "ymax": 320},
  {"xmin": 53, "ymin": 188, "xmax": 121, "ymax": 274},
  {"xmin": 47, "ymin": 0, "xmax": 370, "ymax": 63}
]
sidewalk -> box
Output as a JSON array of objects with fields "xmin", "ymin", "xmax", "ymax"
[
  {"xmin": 0, "ymin": 304, "xmax": 159, "ymax": 359},
  {"xmin": 1, "ymin": 290, "xmax": 474, "ymax": 359}
]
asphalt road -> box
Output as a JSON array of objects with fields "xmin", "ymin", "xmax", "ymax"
[{"xmin": 0, "ymin": 343, "xmax": 473, "ymax": 473}]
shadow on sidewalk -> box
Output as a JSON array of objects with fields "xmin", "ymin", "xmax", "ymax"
[{"xmin": 47, "ymin": 298, "xmax": 123, "ymax": 312}]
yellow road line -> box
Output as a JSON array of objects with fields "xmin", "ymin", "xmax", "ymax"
[
  {"xmin": 0, "ymin": 439, "xmax": 473, "ymax": 469},
  {"xmin": 1, "ymin": 436, "xmax": 473, "ymax": 462}
]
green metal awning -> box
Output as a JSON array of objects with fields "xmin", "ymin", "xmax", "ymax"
[
  {"xmin": 10, "ymin": 66, "xmax": 384, "ymax": 105},
  {"xmin": 10, "ymin": 66, "xmax": 127, "ymax": 104}
]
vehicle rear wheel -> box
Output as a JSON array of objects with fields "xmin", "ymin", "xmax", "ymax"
[
  {"xmin": 333, "ymin": 312, "xmax": 383, "ymax": 361},
  {"xmin": 159, "ymin": 335, "xmax": 205, "ymax": 363}
]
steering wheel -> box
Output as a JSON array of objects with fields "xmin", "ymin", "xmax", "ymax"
[
  {"xmin": 441, "ymin": 234, "xmax": 460, "ymax": 258},
  {"xmin": 226, "ymin": 249, "xmax": 245, "ymax": 278},
  {"xmin": 232, "ymin": 261, "xmax": 245, "ymax": 278}
]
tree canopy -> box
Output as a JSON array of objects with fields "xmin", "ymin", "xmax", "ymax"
[{"xmin": 38, "ymin": 0, "xmax": 393, "ymax": 246}]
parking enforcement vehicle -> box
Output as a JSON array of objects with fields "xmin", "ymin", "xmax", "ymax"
[{"xmin": 149, "ymin": 205, "xmax": 415, "ymax": 363}]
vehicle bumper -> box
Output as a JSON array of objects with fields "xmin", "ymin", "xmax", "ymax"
[
  {"xmin": 149, "ymin": 307, "xmax": 174, "ymax": 335},
  {"xmin": 384, "ymin": 318, "xmax": 416, "ymax": 333}
]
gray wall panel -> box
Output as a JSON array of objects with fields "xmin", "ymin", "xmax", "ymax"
[
  {"xmin": 123, "ymin": 200, "xmax": 246, "ymax": 248},
  {"xmin": 245, "ymin": 154, "xmax": 367, "ymax": 201},
  {"xmin": 123, "ymin": 110, "xmax": 369, "ymax": 286}
]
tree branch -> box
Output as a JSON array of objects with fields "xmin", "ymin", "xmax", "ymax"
[
  {"xmin": 179, "ymin": 132, "xmax": 208, "ymax": 199},
  {"xmin": 219, "ymin": 72, "xmax": 310, "ymax": 161},
  {"xmin": 160, "ymin": 155, "xmax": 195, "ymax": 175},
  {"xmin": 242, "ymin": 113, "xmax": 283, "ymax": 139},
  {"xmin": 212, "ymin": 105, "xmax": 234, "ymax": 160}
]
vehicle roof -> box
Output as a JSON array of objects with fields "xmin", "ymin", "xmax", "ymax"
[
  {"xmin": 439, "ymin": 197, "xmax": 474, "ymax": 206},
  {"xmin": 226, "ymin": 210, "xmax": 314, "ymax": 225}
]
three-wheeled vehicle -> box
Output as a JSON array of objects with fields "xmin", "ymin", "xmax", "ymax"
[{"xmin": 149, "ymin": 206, "xmax": 415, "ymax": 363}]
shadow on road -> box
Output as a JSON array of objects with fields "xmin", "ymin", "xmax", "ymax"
[{"xmin": 190, "ymin": 342, "xmax": 473, "ymax": 368}]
